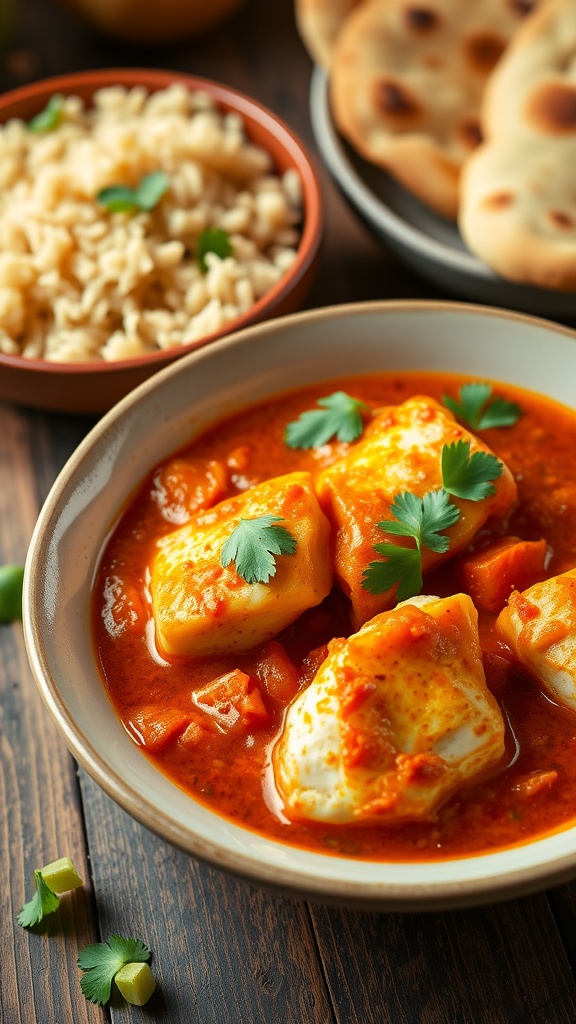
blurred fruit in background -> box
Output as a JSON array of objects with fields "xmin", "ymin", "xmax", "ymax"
[{"xmin": 60, "ymin": 0, "xmax": 246, "ymax": 45}]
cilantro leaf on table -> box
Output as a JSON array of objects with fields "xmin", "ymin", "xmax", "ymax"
[
  {"xmin": 197, "ymin": 227, "xmax": 233, "ymax": 272},
  {"xmin": 285, "ymin": 392, "xmax": 369, "ymax": 449},
  {"xmin": 17, "ymin": 870, "xmax": 60, "ymax": 928},
  {"xmin": 442, "ymin": 382, "xmax": 522, "ymax": 430},
  {"xmin": 361, "ymin": 489, "xmax": 461, "ymax": 599},
  {"xmin": 28, "ymin": 94, "xmax": 64, "ymax": 133},
  {"xmin": 0, "ymin": 564, "xmax": 24, "ymax": 622},
  {"xmin": 78, "ymin": 935, "xmax": 152, "ymax": 1007},
  {"xmin": 97, "ymin": 171, "xmax": 170, "ymax": 214},
  {"xmin": 441, "ymin": 440, "xmax": 503, "ymax": 501},
  {"xmin": 221, "ymin": 514, "xmax": 297, "ymax": 584}
]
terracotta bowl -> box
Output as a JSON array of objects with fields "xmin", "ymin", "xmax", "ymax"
[
  {"xmin": 23, "ymin": 300, "xmax": 576, "ymax": 911},
  {"xmin": 0, "ymin": 68, "xmax": 323, "ymax": 414}
]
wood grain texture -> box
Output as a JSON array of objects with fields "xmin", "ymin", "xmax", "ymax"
[
  {"xmin": 0, "ymin": 401, "xmax": 104, "ymax": 1024},
  {"xmin": 78, "ymin": 770, "xmax": 334, "ymax": 1024},
  {"xmin": 310, "ymin": 898, "xmax": 576, "ymax": 1024}
]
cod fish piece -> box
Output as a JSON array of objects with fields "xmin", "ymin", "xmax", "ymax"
[
  {"xmin": 151, "ymin": 471, "xmax": 332, "ymax": 657},
  {"xmin": 497, "ymin": 567, "xmax": 576, "ymax": 711},
  {"xmin": 315, "ymin": 395, "xmax": 517, "ymax": 627},
  {"xmin": 274, "ymin": 593, "xmax": 505, "ymax": 825}
]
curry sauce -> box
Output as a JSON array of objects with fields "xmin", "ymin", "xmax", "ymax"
[{"xmin": 92, "ymin": 371, "xmax": 576, "ymax": 860}]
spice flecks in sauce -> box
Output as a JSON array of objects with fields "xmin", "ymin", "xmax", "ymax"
[{"xmin": 92, "ymin": 372, "xmax": 576, "ymax": 861}]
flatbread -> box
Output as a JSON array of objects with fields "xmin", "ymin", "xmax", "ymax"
[
  {"xmin": 295, "ymin": 0, "xmax": 366, "ymax": 68},
  {"xmin": 330, "ymin": 0, "xmax": 537, "ymax": 219},
  {"xmin": 459, "ymin": 0, "xmax": 576, "ymax": 291}
]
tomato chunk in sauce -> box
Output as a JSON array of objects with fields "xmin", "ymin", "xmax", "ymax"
[{"xmin": 92, "ymin": 372, "xmax": 576, "ymax": 861}]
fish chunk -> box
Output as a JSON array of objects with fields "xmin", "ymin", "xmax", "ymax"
[
  {"xmin": 497, "ymin": 567, "xmax": 576, "ymax": 711},
  {"xmin": 315, "ymin": 395, "xmax": 517, "ymax": 627},
  {"xmin": 274, "ymin": 593, "xmax": 505, "ymax": 825},
  {"xmin": 151, "ymin": 471, "xmax": 332, "ymax": 657}
]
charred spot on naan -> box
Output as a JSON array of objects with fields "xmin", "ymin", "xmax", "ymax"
[
  {"xmin": 464, "ymin": 31, "xmax": 507, "ymax": 74},
  {"xmin": 524, "ymin": 82, "xmax": 576, "ymax": 135},
  {"xmin": 458, "ymin": 119, "xmax": 484, "ymax": 150},
  {"xmin": 548, "ymin": 210, "xmax": 575, "ymax": 230},
  {"xmin": 481, "ymin": 191, "xmax": 516, "ymax": 210},
  {"xmin": 508, "ymin": 0, "xmax": 538, "ymax": 16},
  {"xmin": 373, "ymin": 78, "xmax": 422, "ymax": 126},
  {"xmin": 403, "ymin": 6, "xmax": 440, "ymax": 33}
]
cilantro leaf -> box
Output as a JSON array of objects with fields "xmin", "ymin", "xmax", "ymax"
[
  {"xmin": 285, "ymin": 392, "xmax": 369, "ymax": 449},
  {"xmin": 221, "ymin": 515, "xmax": 297, "ymax": 584},
  {"xmin": 17, "ymin": 870, "xmax": 60, "ymax": 928},
  {"xmin": 0, "ymin": 564, "xmax": 24, "ymax": 622},
  {"xmin": 96, "ymin": 184, "xmax": 138, "ymax": 214},
  {"xmin": 443, "ymin": 382, "xmax": 521, "ymax": 430},
  {"xmin": 78, "ymin": 935, "xmax": 151, "ymax": 1007},
  {"xmin": 382, "ymin": 490, "xmax": 460, "ymax": 553},
  {"xmin": 361, "ymin": 489, "xmax": 460, "ymax": 599},
  {"xmin": 476, "ymin": 395, "xmax": 523, "ymax": 429},
  {"xmin": 197, "ymin": 227, "xmax": 233, "ymax": 272},
  {"xmin": 133, "ymin": 170, "xmax": 170, "ymax": 211},
  {"xmin": 362, "ymin": 545, "xmax": 423, "ymax": 601},
  {"xmin": 441, "ymin": 440, "xmax": 503, "ymax": 501},
  {"xmin": 97, "ymin": 171, "xmax": 170, "ymax": 214},
  {"xmin": 28, "ymin": 94, "xmax": 64, "ymax": 133}
]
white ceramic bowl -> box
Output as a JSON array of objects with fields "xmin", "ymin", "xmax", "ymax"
[
  {"xmin": 310, "ymin": 68, "xmax": 576, "ymax": 321},
  {"xmin": 23, "ymin": 299, "xmax": 576, "ymax": 910}
]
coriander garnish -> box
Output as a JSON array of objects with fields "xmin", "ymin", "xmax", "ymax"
[
  {"xmin": 97, "ymin": 170, "xmax": 170, "ymax": 214},
  {"xmin": 362, "ymin": 490, "xmax": 460, "ymax": 600},
  {"xmin": 78, "ymin": 935, "xmax": 153, "ymax": 1006},
  {"xmin": 28, "ymin": 94, "xmax": 64, "ymax": 133},
  {"xmin": 284, "ymin": 391, "xmax": 368, "ymax": 449},
  {"xmin": 17, "ymin": 856, "xmax": 83, "ymax": 928},
  {"xmin": 361, "ymin": 441, "xmax": 503, "ymax": 600},
  {"xmin": 442, "ymin": 382, "xmax": 521, "ymax": 430},
  {"xmin": 197, "ymin": 227, "xmax": 233, "ymax": 272},
  {"xmin": 441, "ymin": 440, "xmax": 503, "ymax": 501},
  {"xmin": 0, "ymin": 564, "xmax": 24, "ymax": 622},
  {"xmin": 221, "ymin": 514, "xmax": 297, "ymax": 584},
  {"xmin": 17, "ymin": 870, "xmax": 60, "ymax": 928}
]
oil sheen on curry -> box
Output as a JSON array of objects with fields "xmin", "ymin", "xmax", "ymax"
[{"xmin": 92, "ymin": 372, "xmax": 576, "ymax": 861}]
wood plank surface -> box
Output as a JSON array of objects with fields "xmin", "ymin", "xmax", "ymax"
[
  {"xmin": 0, "ymin": 401, "xmax": 105, "ymax": 1024},
  {"xmin": 310, "ymin": 897, "xmax": 576, "ymax": 1024},
  {"xmin": 3, "ymin": 1, "xmax": 576, "ymax": 1022},
  {"xmin": 78, "ymin": 770, "xmax": 334, "ymax": 1024}
]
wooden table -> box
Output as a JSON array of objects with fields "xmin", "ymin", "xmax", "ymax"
[{"xmin": 3, "ymin": 2, "xmax": 576, "ymax": 1021}]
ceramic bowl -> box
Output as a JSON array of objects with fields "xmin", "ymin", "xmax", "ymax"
[
  {"xmin": 310, "ymin": 68, "xmax": 576, "ymax": 321},
  {"xmin": 0, "ymin": 68, "xmax": 323, "ymax": 414},
  {"xmin": 23, "ymin": 299, "xmax": 576, "ymax": 910}
]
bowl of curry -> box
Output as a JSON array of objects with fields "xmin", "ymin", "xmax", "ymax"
[{"xmin": 23, "ymin": 299, "xmax": 576, "ymax": 910}]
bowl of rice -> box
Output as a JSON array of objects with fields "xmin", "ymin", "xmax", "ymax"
[{"xmin": 0, "ymin": 68, "xmax": 323, "ymax": 414}]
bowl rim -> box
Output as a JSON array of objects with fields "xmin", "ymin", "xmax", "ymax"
[
  {"xmin": 23, "ymin": 298, "xmax": 576, "ymax": 910},
  {"xmin": 0, "ymin": 66, "xmax": 323, "ymax": 375}
]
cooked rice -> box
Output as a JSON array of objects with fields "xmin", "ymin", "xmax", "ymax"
[{"xmin": 0, "ymin": 83, "xmax": 303, "ymax": 363}]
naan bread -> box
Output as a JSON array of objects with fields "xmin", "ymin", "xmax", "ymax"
[
  {"xmin": 295, "ymin": 0, "xmax": 366, "ymax": 68},
  {"xmin": 330, "ymin": 0, "xmax": 537, "ymax": 219},
  {"xmin": 459, "ymin": 0, "xmax": 576, "ymax": 291}
]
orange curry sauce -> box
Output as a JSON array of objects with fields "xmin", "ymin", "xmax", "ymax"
[{"xmin": 92, "ymin": 372, "xmax": 576, "ymax": 861}]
